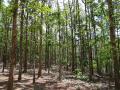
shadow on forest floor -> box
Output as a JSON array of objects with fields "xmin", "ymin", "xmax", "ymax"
[{"xmin": 0, "ymin": 66, "xmax": 115, "ymax": 90}]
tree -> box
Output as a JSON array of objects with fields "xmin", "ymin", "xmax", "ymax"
[
  {"xmin": 18, "ymin": 0, "xmax": 25, "ymax": 81},
  {"xmin": 38, "ymin": 0, "xmax": 44, "ymax": 78},
  {"xmin": 7, "ymin": 0, "xmax": 19, "ymax": 89},
  {"xmin": 107, "ymin": 0, "xmax": 119, "ymax": 89}
]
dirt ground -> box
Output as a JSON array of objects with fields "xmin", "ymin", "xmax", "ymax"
[{"xmin": 0, "ymin": 66, "xmax": 112, "ymax": 90}]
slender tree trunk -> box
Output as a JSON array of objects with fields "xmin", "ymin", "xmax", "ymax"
[
  {"xmin": 63, "ymin": 1, "xmax": 69, "ymax": 71},
  {"xmin": 45, "ymin": 25, "xmax": 48, "ymax": 71},
  {"xmin": 33, "ymin": 28, "xmax": 36, "ymax": 84},
  {"xmin": 89, "ymin": 5, "xmax": 94, "ymax": 81},
  {"xmin": 57, "ymin": 0, "xmax": 62, "ymax": 81},
  {"xmin": 7, "ymin": 0, "xmax": 18, "ymax": 89},
  {"xmin": 2, "ymin": 12, "xmax": 8, "ymax": 72},
  {"xmin": 68, "ymin": 0, "xmax": 75, "ymax": 72},
  {"xmin": 38, "ymin": 0, "xmax": 44, "ymax": 78},
  {"xmin": 23, "ymin": 11, "xmax": 28, "ymax": 73},
  {"xmin": 47, "ymin": 24, "xmax": 50, "ymax": 74},
  {"xmin": 38, "ymin": 13, "xmax": 43, "ymax": 78},
  {"xmin": 107, "ymin": 0, "xmax": 119, "ymax": 89},
  {"xmin": 18, "ymin": 0, "xmax": 25, "ymax": 81}
]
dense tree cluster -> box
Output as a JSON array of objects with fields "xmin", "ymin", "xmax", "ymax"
[{"xmin": 0, "ymin": 0, "xmax": 120, "ymax": 90}]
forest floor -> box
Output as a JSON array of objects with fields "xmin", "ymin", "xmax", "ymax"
[{"xmin": 0, "ymin": 65, "xmax": 114, "ymax": 90}]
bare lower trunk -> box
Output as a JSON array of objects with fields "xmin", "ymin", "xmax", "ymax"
[
  {"xmin": 107, "ymin": 0, "xmax": 119, "ymax": 89},
  {"xmin": 7, "ymin": 0, "xmax": 18, "ymax": 89}
]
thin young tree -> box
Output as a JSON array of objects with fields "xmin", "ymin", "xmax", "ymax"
[
  {"xmin": 18, "ymin": 0, "xmax": 25, "ymax": 81},
  {"xmin": 7, "ymin": 0, "xmax": 19, "ymax": 89},
  {"xmin": 38, "ymin": 0, "xmax": 44, "ymax": 78},
  {"xmin": 107, "ymin": 0, "xmax": 119, "ymax": 89},
  {"xmin": 23, "ymin": 3, "xmax": 29, "ymax": 73}
]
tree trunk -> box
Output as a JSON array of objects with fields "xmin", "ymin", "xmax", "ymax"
[
  {"xmin": 23, "ymin": 10, "xmax": 28, "ymax": 73},
  {"xmin": 107, "ymin": 0, "xmax": 119, "ymax": 89},
  {"xmin": 38, "ymin": 14, "xmax": 43, "ymax": 78},
  {"xmin": 7, "ymin": 0, "xmax": 18, "ymax": 89},
  {"xmin": 18, "ymin": 0, "xmax": 25, "ymax": 81}
]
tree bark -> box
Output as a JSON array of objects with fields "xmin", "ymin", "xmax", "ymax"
[
  {"xmin": 23, "ymin": 10, "xmax": 28, "ymax": 73},
  {"xmin": 107, "ymin": 0, "xmax": 119, "ymax": 89},
  {"xmin": 18, "ymin": 0, "xmax": 25, "ymax": 81},
  {"xmin": 7, "ymin": 0, "xmax": 18, "ymax": 89}
]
